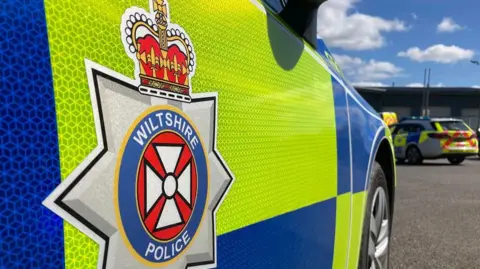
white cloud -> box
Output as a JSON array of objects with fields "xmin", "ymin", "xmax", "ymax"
[
  {"xmin": 406, "ymin": 82, "xmax": 424, "ymax": 87},
  {"xmin": 398, "ymin": 44, "xmax": 474, "ymax": 63},
  {"xmin": 437, "ymin": 17, "xmax": 464, "ymax": 33},
  {"xmin": 405, "ymin": 82, "xmax": 444, "ymax": 87},
  {"xmin": 333, "ymin": 54, "xmax": 364, "ymax": 68},
  {"xmin": 472, "ymin": 85, "xmax": 480, "ymax": 88},
  {"xmin": 334, "ymin": 54, "xmax": 404, "ymax": 82},
  {"xmin": 352, "ymin": 81, "xmax": 388, "ymax": 87},
  {"xmin": 317, "ymin": 0, "xmax": 408, "ymax": 50},
  {"xmin": 411, "ymin": 13, "xmax": 418, "ymax": 20}
]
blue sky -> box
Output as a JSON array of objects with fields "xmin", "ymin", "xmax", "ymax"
[{"xmin": 317, "ymin": 0, "xmax": 480, "ymax": 87}]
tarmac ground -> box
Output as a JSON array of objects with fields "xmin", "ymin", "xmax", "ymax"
[{"xmin": 390, "ymin": 157, "xmax": 480, "ymax": 269}]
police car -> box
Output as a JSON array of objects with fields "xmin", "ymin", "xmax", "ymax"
[
  {"xmin": 2, "ymin": 0, "xmax": 397, "ymax": 269},
  {"xmin": 477, "ymin": 127, "xmax": 480, "ymax": 157},
  {"xmin": 391, "ymin": 116, "xmax": 479, "ymax": 165}
]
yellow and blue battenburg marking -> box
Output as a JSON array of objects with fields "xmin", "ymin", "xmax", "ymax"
[{"xmin": 0, "ymin": 0, "xmax": 393, "ymax": 268}]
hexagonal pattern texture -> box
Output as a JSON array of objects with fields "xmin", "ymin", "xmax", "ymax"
[
  {"xmin": 44, "ymin": 0, "xmax": 150, "ymax": 267},
  {"xmin": 43, "ymin": 0, "xmax": 337, "ymax": 268},
  {"xmin": 0, "ymin": 0, "xmax": 64, "ymax": 268}
]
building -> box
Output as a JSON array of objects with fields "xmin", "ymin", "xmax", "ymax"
[{"xmin": 355, "ymin": 86, "xmax": 480, "ymax": 130}]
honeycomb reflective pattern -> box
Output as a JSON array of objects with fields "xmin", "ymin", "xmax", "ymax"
[
  {"xmin": 0, "ymin": 0, "xmax": 64, "ymax": 268},
  {"xmin": 44, "ymin": 1, "xmax": 148, "ymax": 267},
  {"xmin": 43, "ymin": 0, "xmax": 337, "ymax": 267}
]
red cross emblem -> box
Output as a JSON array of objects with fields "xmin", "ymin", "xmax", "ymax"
[{"xmin": 136, "ymin": 131, "xmax": 198, "ymax": 241}]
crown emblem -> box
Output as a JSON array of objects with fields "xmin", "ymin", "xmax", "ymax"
[{"xmin": 122, "ymin": 0, "xmax": 196, "ymax": 103}]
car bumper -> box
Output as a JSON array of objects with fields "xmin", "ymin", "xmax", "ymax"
[
  {"xmin": 442, "ymin": 146, "xmax": 478, "ymax": 155},
  {"xmin": 423, "ymin": 145, "xmax": 478, "ymax": 159}
]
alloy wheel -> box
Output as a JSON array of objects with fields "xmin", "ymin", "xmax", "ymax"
[
  {"xmin": 407, "ymin": 147, "xmax": 420, "ymax": 164},
  {"xmin": 368, "ymin": 187, "xmax": 389, "ymax": 269}
]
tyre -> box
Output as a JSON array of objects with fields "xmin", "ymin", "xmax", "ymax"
[
  {"xmin": 406, "ymin": 146, "xmax": 423, "ymax": 165},
  {"xmin": 396, "ymin": 158, "xmax": 405, "ymax": 164},
  {"xmin": 358, "ymin": 162, "xmax": 391, "ymax": 269},
  {"xmin": 447, "ymin": 156, "xmax": 465, "ymax": 165}
]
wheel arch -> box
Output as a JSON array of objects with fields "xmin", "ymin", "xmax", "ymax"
[
  {"xmin": 375, "ymin": 138, "xmax": 396, "ymax": 218},
  {"xmin": 406, "ymin": 142, "xmax": 422, "ymax": 153}
]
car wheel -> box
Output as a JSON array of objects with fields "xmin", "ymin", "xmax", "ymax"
[
  {"xmin": 358, "ymin": 162, "xmax": 391, "ymax": 269},
  {"xmin": 396, "ymin": 158, "xmax": 405, "ymax": 164},
  {"xmin": 406, "ymin": 146, "xmax": 423, "ymax": 165},
  {"xmin": 447, "ymin": 156, "xmax": 465, "ymax": 165}
]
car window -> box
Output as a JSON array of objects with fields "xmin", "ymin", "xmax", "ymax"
[
  {"xmin": 410, "ymin": 124, "xmax": 424, "ymax": 133},
  {"xmin": 391, "ymin": 125, "xmax": 399, "ymax": 134},
  {"xmin": 434, "ymin": 121, "xmax": 470, "ymax": 131},
  {"xmin": 392, "ymin": 125, "xmax": 408, "ymax": 134},
  {"xmin": 262, "ymin": 0, "xmax": 286, "ymax": 13},
  {"xmin": 401, "ymin": 125, "xmax": 413, "ymax": 133}
]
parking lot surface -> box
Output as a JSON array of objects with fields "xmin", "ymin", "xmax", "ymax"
[{"xmin": 391, "ymin": 158, "xmax": 480, "ymax": 269}]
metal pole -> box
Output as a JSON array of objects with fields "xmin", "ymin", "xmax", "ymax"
[
  {"xmin": 477, "ymin": 102, "xmax": 480, "ymax": 130},
  {"xmin": 422, "ymin": 68, "xmax": 427, "ymax": 116},
  {"xmin": 427, "ymin": 68, "xmax": 431, "ymax": 87},
  {"xmin": 423, "ymin": 68, "xmax": 427, "ymax": 87},
  {"xmin": 426, "ymin": 68, "xmax": 431, "ymax": 116},
  {"xmin": 469, "ymin": 60, "xmax": 480, "ymax": 129}
]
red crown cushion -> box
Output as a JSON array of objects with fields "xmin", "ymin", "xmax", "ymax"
[{"xmin": 137, "ymin": 35, "xmax": 188, "ymax": 86}]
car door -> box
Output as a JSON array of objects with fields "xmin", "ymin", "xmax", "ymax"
[
  {"xmin": 392, "ymin": 124, "xmax": 409, "ymax": 158},
  {"xmin": 29, "ymin": 1, "xmax": 342, "ymax": 269},
  {"xmin": 321, "ymin": 46, "xmax": 353, "ymax": 269},
  {"xmin": 409, "ymin": 124, "xmax": 424, "ymax": 143}
]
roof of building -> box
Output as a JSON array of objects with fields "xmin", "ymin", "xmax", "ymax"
[{"xmin": 354, "ymin": 87, "xmax": 387, "ymax": 93}]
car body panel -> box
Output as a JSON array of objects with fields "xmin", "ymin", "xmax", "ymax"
[{"xmin": 0, "ymin": 0, "xmax": 395, "ymax": 268}]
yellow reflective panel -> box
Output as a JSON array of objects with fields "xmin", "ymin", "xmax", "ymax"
[{"xmin": 44, "ymin": 0, "xmax": 339, "ymax": 267}]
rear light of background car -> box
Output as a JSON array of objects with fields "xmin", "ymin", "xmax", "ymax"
[{"xmin": 428, "ymin": 133, "xmax": 450, "ymax": 139}]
